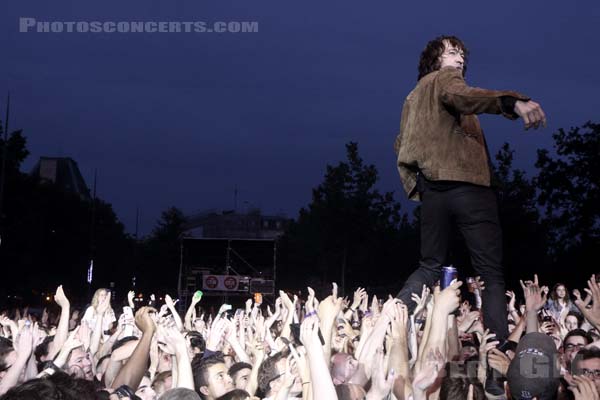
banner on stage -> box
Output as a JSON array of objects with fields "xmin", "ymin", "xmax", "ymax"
[{"xmin": 202, "ymin": 274, "xmax": 242, "ymax": 291}]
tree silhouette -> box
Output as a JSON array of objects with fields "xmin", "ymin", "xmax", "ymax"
[
  {"xmin": 279, "ymin": 142, "xmax": 417, "ymax": 297},
  {"xmin": 535, "ymin": 121, "xmax": 600, "ymax": 270}
]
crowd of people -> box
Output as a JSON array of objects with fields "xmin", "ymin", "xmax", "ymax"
[{"xmin": 1, "ymin": 274, "xmax": 600, "ymax": 400}]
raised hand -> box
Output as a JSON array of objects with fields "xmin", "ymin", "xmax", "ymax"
[
  {"xmin": 574, "ymin": 275, "xmax": 600, "ymax": 330},
  {"xmin": 477, "ymin": 329, "xmax": 499, "ymax": 367},
  {"xmin": 487, "ymin": 348, "xmax": 510, "ymax": 376},
  {"xmin": 411, "ymin": 285, "xmax": 430, "ymax": 317},
  {"xmin": 54, "ymin": 285, "xmax": 70, "ymax": 308},
  {"xmin": 127, "ymin": 290, "xmax": 135, "ymax": 308},
  {"xmin": 158, "ymin": 324, "xmax": 187, "ymax": 355},
  {"xmin": 135, "ymin": 307, "xmax": 157, "ymax": 334},
  {"xmin": 520, "ymin": 274, "xmax": 547, "ymax": 312},
  {"xmin": 434, "ymin": 280, "xmax": 463, "ymax": 315},
  {"xmin": 506, "ymin": 290, "xmax": 517, "ymax": 312},
  {"xmin": 299, "ymin": 314, "xmax": 321, "ymax": 353},
  {"xmin": 351, "ymin": 288, "xmax": 366, "ymax": 310},
  {"xmin": 15, "ymin": 325, "xmax": 34, "ymax": 356},
  {"xmin": 164, "ymin": 294, "xmax": 178, "ymax": 309},
  {"xmin": 206, "ymin": 318, "xmax": 228, "ymax": 351},
  {"xmin": 367, "ymin": 349, "xmax": 395, "ymax": 399}
]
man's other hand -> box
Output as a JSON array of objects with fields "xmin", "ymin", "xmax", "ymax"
[{"xmin": 514, "ymin": 100, "xmax": 547, "ymax": 130}]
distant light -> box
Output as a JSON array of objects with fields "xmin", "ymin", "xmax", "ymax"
[{"xmin": 46, "ymin": 296, "xmax": 51, "ymax": 301}]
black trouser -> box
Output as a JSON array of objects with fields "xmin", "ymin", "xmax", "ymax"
[{"xmin": 397, "ymin": 184, "xmax": 508, "ymax": 341}]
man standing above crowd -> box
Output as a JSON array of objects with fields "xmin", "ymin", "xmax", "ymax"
[{"xmin": 394, "ymin": 35, "xmax": 547, "ymax": 341}]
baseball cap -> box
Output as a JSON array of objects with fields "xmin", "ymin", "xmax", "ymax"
[{"xmin": 506, "ymin": 333, "xmax": 560, "ymax": 400}]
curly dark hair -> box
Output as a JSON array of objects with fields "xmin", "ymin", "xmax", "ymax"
[{"xmin": 418, "ymin": 35, "xmax": 469, "ymax": 81}]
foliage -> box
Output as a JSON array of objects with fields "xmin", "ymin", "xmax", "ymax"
[
  {"xmin": 279, "ymin": 142, "xmax": 417, "ymax": 295},
  {"xmin": 535, "ymin": 122, "xmax": 600, "ymax": 251}
]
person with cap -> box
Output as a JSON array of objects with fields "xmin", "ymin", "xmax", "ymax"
[{"xmin": 506, "ymin": 332, "xmax": 561, "ymax": 400}]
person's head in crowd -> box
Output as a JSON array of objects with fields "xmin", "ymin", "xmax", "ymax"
[
  {"xmin": 257, "ymin": 351, "xmax": 301, "ymax": 398},
  {"xmin": 330, "ymin": 353, "xmax": 358, "ymax": 385},
  {"xmin": 550, "ymin": 283, "xmax": 570, "ymax": 304},
  {"xmin": 0, "ymin": 337, "xmax": 15, "ymax": 380},
  {"xmin": 334, "ymin": 383, "xmax": 367, "ymax": 400},
  {"xmin": 590, "ymin": 328, "xmax": 600, "ymax": 342},
  {"xmin": 565, "ymin": 312, "xmax": 583, "ymax": 332},
  {"xmin": 152, "ymin": 371, "xmax": 173, "ymax": 398},
  {"xmin": 158, "ymin": 388, "xmax": 201, "ymax": 400},
  {"xmin": 439, "ymin": 364, "xmax": 485, "ymax": 400},
  {"xmin": 0, "ymin": 370, "xmax": 98, "ymax": 400},
  {"xmin": 228, "ymin": 362, "xmax": 252, "ymax": 390},
  {"xmin": 214, "ymin": 389, "xmax": 250, "ymax": 400},
  {"xmin": 572, "ymin": 346, "xmax": 600, "ymax": 393},
  {"xmin": 192, "ymin": 353, "xmax": 233, "ymax": 400},
  {"xmin": 91, "ymin": 288, "xmax": 110, "ymax": 310},
  {"xmin": 549, "ymin": 334, "xmax": 562, "ymax": 350},
  {"xmin": 508, "ymin": 320, "xmax": 517, "ymax": 334},
  {"xmin": 158, "ymin": 348, "xmax": 173, "ymax": 374},
  {"xmin": 506, "ymin": 333, "xmax": 561, "ymax": 400},
  {"xmin": 34, "ymin": 335, "xmax": 54, "ymax": 368},
  {"xmin": 563, "ymin": 329, "xmax": 593, "ymax": 366},
  {"xmin": 65, "ymin": 345, "xmax": 94, "ymax": 381},
  {"xmin": 135, "ymin": 374, "xmax": 157, "ymax": 400},
  {"xmin": 459, "ymin": 341, "xmax": 478, "ymax": 362},
  {"xmin": 186, "ymin": 331, "xmax": 206, "ymax": 358}
]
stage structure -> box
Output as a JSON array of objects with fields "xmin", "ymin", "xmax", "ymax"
[
  {"xmin": 178, "ymin": 209, "xmax": 289, "ymax": 308},
  {"xmin": 178, "ymin": 237, "xmax": 277, "ymax": 307}
]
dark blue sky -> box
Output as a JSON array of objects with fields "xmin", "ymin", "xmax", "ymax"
[{"xmin": 2, "ymin": 1, "xmax": 599, "ymax": 235}]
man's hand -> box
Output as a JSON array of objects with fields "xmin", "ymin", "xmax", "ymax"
[
  {"xmin": 135, "ymin": 307, "xmax": 156, "ymax": 334},
  {"xmin": 514, "ymin": 100, "xmax": 547, "ymax": 130},
  {"xmin": 54, "ymin": 285, "xmax": 69, "ymax": 308}
]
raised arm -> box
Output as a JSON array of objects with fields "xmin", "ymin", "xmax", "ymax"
[
  {"xmin": 416, "ymin": 281, "xmax": 462, "ymax": 373},
  {"xmin": 184, "ymin": 291, "xmax": 202, "ymax": 331},
  {"xmin": 111, "ymin": 307, "xmax": 156, "ymax": 390},
  {"xmin": 164, "ymin": 295, "xmax": 184, "ymax": 332},
  {"xmin": 300, "ymin": 314, "xmax": 337, "ymax": 400},
  {"xmin": 520, "ymin": 274, "xmax": 547, "ymax": 333},
  {"xmin": 160, "ymin": 325, "xmax": 194, "ymax": 390},
  {"xmin": 0, "ymin": 326, "xmax": 33, "ymax": 395},
  {"xmin": 48, "ymin": 285, "xmax": 70, "ymax": 359}
]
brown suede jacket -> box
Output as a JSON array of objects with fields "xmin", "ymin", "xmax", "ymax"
[{"xmin": 394, "ymin": 67, "xmax": 530, "ymax": 201}]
